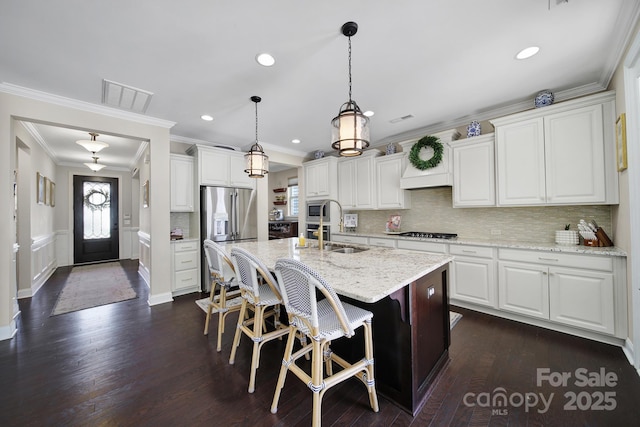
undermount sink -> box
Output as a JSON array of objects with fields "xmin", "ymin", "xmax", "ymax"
[{"xmin": 331, "ymin": 247, "xmax": 368, "ymax": 254}]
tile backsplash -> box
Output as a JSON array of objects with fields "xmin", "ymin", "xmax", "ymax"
[
  {"xmin": 350, "ymin": 187, "xmax": 613, "ymax": 243},
  {"xmin": 170, "ymin": 212, "xmax": 192, "ymax": 238}
]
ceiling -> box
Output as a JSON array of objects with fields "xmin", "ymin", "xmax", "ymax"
[{"xmin": 1, "ymin": 0, "xmax": 639, "ymax": 172}]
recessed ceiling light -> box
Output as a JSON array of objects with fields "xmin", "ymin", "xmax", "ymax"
[
  {"xmin": 291, "ymin": 139, "xmax": 301, "ymax": 144},
  {"xmin": 201, "ymin": 114, "xmax": 213, "ymax": 121},
  {"xmin": 516, "ymin": 46, "xmax": 540, "ymax": 60},
  {"xmin": 256, "ymin": 53, "xmax": 275, "ymax": 67},
  {"xmin": 363, "ymin": 110, "xmax": 375, "ymax": 117}
]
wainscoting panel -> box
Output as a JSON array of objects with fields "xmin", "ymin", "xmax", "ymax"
[
  {"xmin": 138, "ymin": 231, "xmax": 151, "ymax": 287},
  {"xmin": 26, "ymin": 233, "xmax": 57, "ymax": 297}
]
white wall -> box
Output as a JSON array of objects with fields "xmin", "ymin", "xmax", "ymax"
[{"xmin": 0, "ymin": 87, "xmax": 174, "ymax": 340}]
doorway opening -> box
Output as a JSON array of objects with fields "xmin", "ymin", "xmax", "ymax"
[{"xmin": 73, "ymin": 175, "xmax": 119, "ymax": 264}]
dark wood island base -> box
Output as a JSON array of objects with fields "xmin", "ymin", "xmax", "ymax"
[{"xmin": 334, "ymin": 264, "xmax": 450, "ymax": 415}]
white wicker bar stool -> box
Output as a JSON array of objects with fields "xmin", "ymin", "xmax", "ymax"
[
  {"xmin": 203, "ymin": 239, "xmax": 243, "ymax": 352},
  {"xmin": 271, "ymin": 258, "xmax": 379, "ymax": 427},
  {"xmin": 229, "ymin": 246, "xmax": 290, "ymax": 393}
]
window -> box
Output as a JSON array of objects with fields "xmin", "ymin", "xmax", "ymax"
[{"xmin": 288, "ymin": 177, "xmax": 299, "ymax": 217}]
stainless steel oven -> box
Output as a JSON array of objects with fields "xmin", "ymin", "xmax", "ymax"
[
  {"xmin": 306, "ymin": 201, "xmax": 330, "ymax": 222},
  {"xmin": 306, "ymin": 223, "xmax": 330, "ymax": 241}
]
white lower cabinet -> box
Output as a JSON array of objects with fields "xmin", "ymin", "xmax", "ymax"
[
  {"xmin": 498, "ymin": 248, "xmax": 617, "ymax": 336},
  {"xmin": 171, "ymin": 239, "xmax": 200, "ymax": 296},
  {"xmin": 548, "ymin": 267, "xmax": 614, "ymax": 335},
  {"xmin": 450, "ymin": 245, "xmax": 496, "ymax": 308}
]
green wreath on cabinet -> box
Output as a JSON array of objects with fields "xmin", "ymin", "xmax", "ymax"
[{"xmin": 408, "ymin": 135, "xmax": 443, "ymax": 170}]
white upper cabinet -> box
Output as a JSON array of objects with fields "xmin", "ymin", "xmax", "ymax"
[
  {"xmin": 376, "ymin": 153, "xmax": 411, "ymax": 209},
  {"xmin": 170, "ymin": 154, "xmax": 195, "ymax": 212},
  {"xmin": 338, "ymin": 151, "xmax": 379, "ymax": 209},
  {"xmin": 187, "ymin": 145, "xmax": 254, "ymax": 189},
  {"xmin": 491, "ymin": 91, "xmax": 618, "ymax": 206},
  {"xmin": 304, "ymin": 156, "xmax": 338, "ymax": 199},
  {"xmin": 451, "ymin": 134, "xmax": 496, "ymax": 207}
]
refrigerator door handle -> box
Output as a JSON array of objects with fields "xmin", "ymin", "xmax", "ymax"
[{"xmin": 230, "ymin": 190, "xmax": 237, "ymax": 239}]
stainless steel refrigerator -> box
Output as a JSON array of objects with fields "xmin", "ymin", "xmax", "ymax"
[{"xmin": 200, "ymin": 186, "xmax": 257, "ymax": 290}]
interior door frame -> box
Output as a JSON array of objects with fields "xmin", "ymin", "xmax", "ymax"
[
  {"xmin": 69, "ymin": 170, "xmax": 124, "ymax": 266},
  {"xmin": 622, "ymin": 32, "xmax": 640, "ymax": 372}
]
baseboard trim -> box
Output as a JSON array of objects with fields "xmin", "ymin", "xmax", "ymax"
[
  {"xmin": 0, "ymin": 320, "xmax": 18, "ymax": 341},
  {"xmin": 148, "ymin": 292, "xmax": 173, "ymax": 307}
]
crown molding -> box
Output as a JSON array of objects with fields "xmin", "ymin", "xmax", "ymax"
[
  {"xmin": 373, "ymin": 82, "xmax": 608, "ymax": 147},
  {"xmin": 19, "ymin": 121, "xmax": 59, "ymax": 163},
  {"xmin": 0, "ymin": 83, "xmax": 176, "ymax": 129}
]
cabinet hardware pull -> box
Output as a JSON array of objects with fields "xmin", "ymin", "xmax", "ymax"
[
  {"xmin": 538, "ymin": 257, "xmax": 559, "ymax": 261},
  {"xmin": 543, "ymin": 271, "xmax": 548, "ymax": 275}
]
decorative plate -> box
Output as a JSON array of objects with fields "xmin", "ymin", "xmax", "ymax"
[
  {"xmin": 314, "ymin": 150, "xmax": 325, "ymax": 159},
  {"xmin": 534, "ymin": 90, "xmax": 554, "ymax": 108},
  {"xmin": 467, "ymin": 121, "xmax": 481, "ymax": 137}
]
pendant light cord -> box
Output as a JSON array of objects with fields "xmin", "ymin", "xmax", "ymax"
[
  {"xmin": 348, "ymin": 36, "xmax": 352, "ymax": 103},
  {"xmin": 255, "ymin": 100, "xmax": 259, "ymax": 143}
]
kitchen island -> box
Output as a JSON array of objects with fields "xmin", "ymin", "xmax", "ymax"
[{"xmin": 224, "ymin": 237, "xmax": 454, "ymax": 415}]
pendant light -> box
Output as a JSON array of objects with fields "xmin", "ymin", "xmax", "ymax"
[
  {"xmin": 244, "ymin": 96, "xmax": 269, "ymax": 178},
  {"xmin": 76, "ymin": 132, "xmax": 108, "ymax": 172},
  {"xmin": 331, "ymin": 21, "xmax": 370, "ymax": 157}
]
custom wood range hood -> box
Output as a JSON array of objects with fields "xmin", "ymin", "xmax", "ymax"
[{"xmin": 399, "ymin": 129, "xmax": 461, "ymax": 189}]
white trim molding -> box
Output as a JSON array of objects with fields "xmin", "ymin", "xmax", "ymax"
[{"xmin": 19, "ymin": 233, "xmax": 57, "ymax": 299}]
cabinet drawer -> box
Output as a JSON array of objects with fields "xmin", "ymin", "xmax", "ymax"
[
  {"xmin": 173, "ymin": 240, "xmax": 199, "ymax": 252},
  {"xmin": 450, "ymin": 245, "xmax": 494, "ymax": 258},
  {"xmin": 397, "ymin": 240, "xmax": 447, "ymax": 254},
  {"xmin": 498, "ymin": 248, "xmax": 612, "ymax": 271},
  {"xmin": 331, "ymin": 235, "xmax": 368, "ymax": 245},
  {"xmin": 369, "ymin": 237, "xmax": 397, "ymax": 248},
  {"xmin": 174, "ymin": 251, "xmax": 198, "ymax": 271},
  {"xmin": 174, "ymin": 268, "xmax": 199, "ymax": 290}
]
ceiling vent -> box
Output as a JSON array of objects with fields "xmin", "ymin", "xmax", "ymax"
[
  {"xmin": 102, "ymin": 79, "xmax": 153, "ymax": 113},
  {"xmin": 390, "ymin": 114, "xmax": 414, "ymax": 124}
]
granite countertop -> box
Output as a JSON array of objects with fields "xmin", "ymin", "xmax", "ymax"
[
  {"xmin": 332, "ymin": 231, "xmax": 627, "ymax": 257},
  {"xmin": 224, "ymin": 238, "xmax": 453, "ymax": 304}
]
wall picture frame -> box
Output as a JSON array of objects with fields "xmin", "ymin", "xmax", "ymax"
[
  {"xmin": 44, "ymin": 177, "xmax": 51, "ymax": 205},
  {"xmin": 49, "ymin": 181, "xmax": 56, "ymax": 207},
  {"xmin": 616, "ymin": 113, "xmax": 628, "ymax": 172},
  {"xmin": 142, "ymin": 180, "xmax": 149, "ymax": 208},
  {"xmin": 36, "ymin": 172, "xmax": 45, "ymax": 204}
]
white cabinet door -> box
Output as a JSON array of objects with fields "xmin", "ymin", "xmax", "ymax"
[
  {"xmin": 549, "ymin": 267, "xmax": 615, "ymax": 334},
  {"xmin": 498, "ymin": 261, "xmax": 549, "ymax": 319},
  {"xmin": 452, "ymin": 134, "xmax": 496, "ymax": 207},
  {"xmin": 305, "ymin": 162, "xmax": 330, "ymax": 198},
  {"xmin": 228, "ymin": 152, "xmax": 254, "ymax": 188},
  {"xmin": 170, "ymin": 155, "xmax": 194, "ymax": 212},
  {"xmin": 354, "ymin": 155, "xmax": 376, "ymax": 209},
  {"xmin": 496, "ymin": 118, "xmax": 546, "ymax": 206},
  {"xmin": 337, "ymin": 160, "xmax": 355, "ymax": 208},
  {"xmin": 451, "ymin": 256, "xmax": 496, "ymax": 307},
  {"xmin": 544, "ymin": 105, "xmax": 606, "ymax": 204},
  {"xmin": 376, "ymin": 154, "xmax": 411, "ymax": 209},
  {"xmin": 200, "ymin": 149, "xmax": 229, "ymax": 186}
]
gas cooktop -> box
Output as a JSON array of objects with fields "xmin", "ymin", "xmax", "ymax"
[{"xmin": 398, "ymin": 231, "xmax": 458, "ymax": 239}]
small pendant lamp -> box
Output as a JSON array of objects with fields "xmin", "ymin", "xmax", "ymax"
[
  {"xmin": 331, "ymin": 22, "xmax": 370, "ymax": 157},
  {"xmin": 244, "ymin": 96, "xmax": 269, "ymax": 178},
  {"xmin": 76, "ymin": 132, "xmax": 108, "ymax": 172}
]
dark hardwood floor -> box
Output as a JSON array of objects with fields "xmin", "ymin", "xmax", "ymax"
[{"xmin": 1, "ymin": 259, "xmax": 639, "ymax": 426}]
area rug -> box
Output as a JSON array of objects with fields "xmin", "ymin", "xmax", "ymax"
[
  {"xmin": 51, "ymin": 262, "xmax": 137, "ymax": 315},
  {"xmin": 450, "ymin": 311, "xmax": 462, "ymax": 329},
  {"xmin": 195, "ymin": 294, "xmax": 243, "ymax": 314}
]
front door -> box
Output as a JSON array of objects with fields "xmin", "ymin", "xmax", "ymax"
[{"xmin": 73, "ymin": 175, "xmax": 119, "ymax": 264}]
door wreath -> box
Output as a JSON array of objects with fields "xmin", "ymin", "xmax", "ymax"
[{"xmin": 408, "ymin": 135, "xmax": 443, "ymax": 170}]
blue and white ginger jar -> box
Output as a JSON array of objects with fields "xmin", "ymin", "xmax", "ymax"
[
  {"xmin": 534, "ymin": 90, "xmax": 554, "ymax": 108},
  {"xmin": 467, "ymin": 121, "xmax": 481, "ymax": 138}
]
